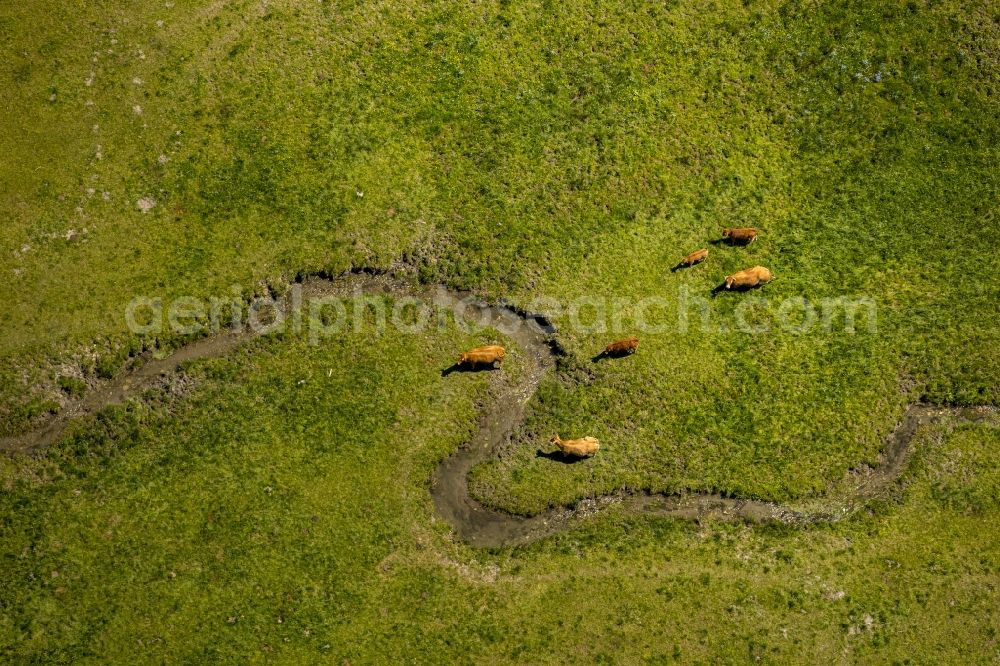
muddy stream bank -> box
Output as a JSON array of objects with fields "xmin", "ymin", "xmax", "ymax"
[{"xmin": 3, "ymin": 271, "xmax": 994, "ymax": 548}]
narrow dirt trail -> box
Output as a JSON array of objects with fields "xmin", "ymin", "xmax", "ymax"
[{"xmin": 2, "ymin": 271, "xmax": 995, "ymax": 547}]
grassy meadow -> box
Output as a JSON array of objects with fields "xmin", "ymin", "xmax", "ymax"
[{"xmin": 2, "ymin": 0, "xmax": 998, "ymax": 661}]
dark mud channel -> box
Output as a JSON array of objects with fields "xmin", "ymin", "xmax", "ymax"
[{"xmin": 2, "ymin": 272, "xmax": 995, "ymax": 548}]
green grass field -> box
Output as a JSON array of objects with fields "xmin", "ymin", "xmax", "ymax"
[{"xmin": 2, "ymin": 0, "xmax": 998, "ymax": 661}]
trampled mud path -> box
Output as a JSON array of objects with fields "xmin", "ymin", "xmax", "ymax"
[{"xmin": 2, "ymin": 271, "xmax": 995, "ymax": 547}]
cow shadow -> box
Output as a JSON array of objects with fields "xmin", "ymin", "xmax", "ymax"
[
  {"xmin": 591, "ymin": 350, "xmax": 633, "ymax": 363},
  {"xmin": 441, "ymin": 363, "xmax": 498, "ymax": 377},
  {"xmin": 671, "ymin": 259, "xmax": 710, "ymax": 273},
  {"xmin": 535, "ymin": 449, "xmax": 586, "ymax": 464},
  {"xmin": 711, "ymin": 281, "xmax": 770, "ymax": 297}
]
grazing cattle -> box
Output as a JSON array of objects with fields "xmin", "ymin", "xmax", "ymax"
[
  {"xmin": 458, "ymin": 345, "xmax": 506, "ymax": 367},
  {"xmin": 602, "ymin": 337, "xmax": 639, "ymax": 357},
  {"xmin": 723, "ymin": 266, "xmax": 773, "ymax": 290},
  {"xmin": 722, "ymin": 227, "xmax": 758, "ymax": 245},
  {"xmin": 550, "ymin": 434, "xmax": 600, "ymax": 458},
  {"xmin": 678, "ymin": 248, "xmax": 709, "ymax": 268}
]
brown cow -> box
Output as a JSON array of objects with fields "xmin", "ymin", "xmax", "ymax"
[
  {"xmin": 458, "ymin": 345, "xmax": 506, "ymax": 367},
  {"xmin": 677, "ymin": 248, "xmax": 709, "ymax": 268},
  {"xmin": 550, "ymin": 434, "xmax": 600, "ymax": 458},
  {"xmin": 723, "ymin": 266, "xmax": 773, "ymax": 290},
  {"xmin": 601, "ymin": 337, "xmax": 639, "ymax": 357},
  {"xmin": 722, "ymin": 227, "xmax": 758, "ymax": 245}
]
